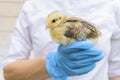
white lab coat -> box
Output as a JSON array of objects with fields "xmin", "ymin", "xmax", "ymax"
[{"xmin": 2, "ymin": 0, "xmax": 120, "ymax": 80}]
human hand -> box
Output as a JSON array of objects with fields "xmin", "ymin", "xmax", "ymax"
[{"xmin": 46, "ymin": 41, "xmax": 104, "ymax": 80}]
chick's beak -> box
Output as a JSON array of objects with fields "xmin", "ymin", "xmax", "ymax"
[{"xmin": 46, "ymin": 24, "xmax": 51, "ymax": 29}]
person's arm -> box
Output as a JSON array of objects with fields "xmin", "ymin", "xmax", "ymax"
[
  {"xmin": 3, "ymin": 1, "xmax": 50, "ymax": 80},
  {"xmin": 109, "ymin": 0, "xmax": 120, "ymax": 80},
  {"xmin": 4, "ymin": 56, "xmax": 50, "ymax": 80},
  {"xmin": 110, "ymin": 76, "xmax": 120, "ymax": 80}
]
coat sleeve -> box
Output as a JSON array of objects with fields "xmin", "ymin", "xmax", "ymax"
[
  {"xmin": 108, "ymin": 0, "xmax": 120, "ymax": 77},
  {"xmin": 2, "ymin": 1, "xmax": 33, "ymax": 69}
]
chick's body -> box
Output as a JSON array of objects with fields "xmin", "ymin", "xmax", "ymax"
[
  {"xmin": 50, "ymin": 25, "xmax": 68, "ymax": 45},
  {"xmin": 46, "ymin": 11, "xmax": 101, "ymax": 45}
]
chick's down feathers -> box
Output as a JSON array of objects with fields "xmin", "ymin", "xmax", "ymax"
[{"xmin": 46, "ymin": 11, "xmax": 101, "ymax": 46}]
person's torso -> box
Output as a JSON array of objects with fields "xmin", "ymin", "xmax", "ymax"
[{"xmin": 25, "ymin": 0, "xmax": 116, "ymax": 80}]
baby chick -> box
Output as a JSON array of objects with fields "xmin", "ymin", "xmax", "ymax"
[{"xmin": 46, "ymin": 11, "xmax": 101, "ymax": 45}]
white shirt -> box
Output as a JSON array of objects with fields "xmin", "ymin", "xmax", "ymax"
[{"xmin": 2, "ymin": 0, "xmax": 120, "ymax": 80}]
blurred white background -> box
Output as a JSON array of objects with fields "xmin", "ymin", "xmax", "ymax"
[{"xmin": 0, "ymin": 0, "xmax": 24, "ymax": 79}]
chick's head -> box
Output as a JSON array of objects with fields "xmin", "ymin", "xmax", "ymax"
[{"xmin": 46, "ymin": 11, "xmax": 67, "ymax": 29}]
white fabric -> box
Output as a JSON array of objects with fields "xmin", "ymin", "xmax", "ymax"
[{"xmin": 2, "ymin": 0, "xmax": 120, "ymax": 80}]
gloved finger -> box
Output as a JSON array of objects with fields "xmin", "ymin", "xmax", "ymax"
[
  {"xmin": 56, "ymin": 53, "xmax": 97, "ymax": 70},
  {"xmin": 83, "ymin": 48, "xmax": 103, "ymax": 56},
  {"xmin": 60, "ymin": 58, "xmax": 96, "ymax": 69},
  {"xmin": 63, "ymin": 48, "xmax": 103, "ymax": 59},
  {"xmin": 64, "ymin": 64, "xmax": 96, "ymax": 76},
  {"xmin": 54, "ymin": 77, "xmax": 67, "ymax": 80},
  {"xmin": 61, "ymin": 53, "xmax": 103, "ymax": 68},
  {"xmin": 58, "ymin": 41, "xmax": 93, "ymax": 53},
  {"xmin": 87, "ymin": 52, "xmax": 104, "ymax": 62},
  {"xmin": 67, "ymin": 41, "xmax": 93, "ymax": 49},
  {"xmin": 71, "ymin": 53, "xmax": 104, "ymax": 64}
]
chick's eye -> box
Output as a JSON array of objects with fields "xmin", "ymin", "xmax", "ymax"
[{"xmin": 52, "ymin": 19, "xmax": 56, "ymax": 23}]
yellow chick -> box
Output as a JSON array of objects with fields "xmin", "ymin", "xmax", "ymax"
[
  {"xmin": 46, "ymin": 11, "xmax": 101, "ymax": 45},
  {"xmin": 46, "ymin": 11, "xmax": 69, "ymax": 45}
]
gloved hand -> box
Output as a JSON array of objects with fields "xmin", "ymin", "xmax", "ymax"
[{"xmin": 46, "ymin": 41, "xmax": 104, "ymax": 80}]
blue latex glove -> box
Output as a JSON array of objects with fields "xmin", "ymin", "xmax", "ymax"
[{"xmin": 46, "ymin": 41, "xmax": 104, "ymax": 80}]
